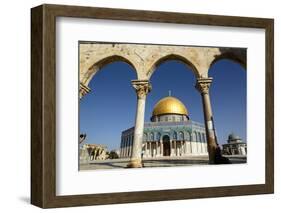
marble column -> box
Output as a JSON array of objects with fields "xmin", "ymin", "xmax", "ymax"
[
  {"xmin": 127, "ymin": 141, "xmax": 130, "ymax": 157},
  {"xmin": 160, "ymin": 141, "xmax": 163, "ymax": 157},
  {"xmin": 120, "ymin": 146, "xmax": 123, "ymax": 158},
  {"xmin": 184, "ymin": 140, "xmax": 188, "ymax": 154},
  {"xmin": 125, "ymin": 140, "xmax": 128, "ymax": 157},
  {"xmin": 129, "ymin": 144, "xmax": 132, "ymax": 158},
  {"xmin": 153, "ymin": 143, "xmax": 156, "ymax": 157},
  {"xmin": 127, "ymin": 140, "xmax": 130, "ymax": 157},
  {"xmin": 122, "ymin": 141, "xmax": 124, "ymax": 158},
  {"xmin": 149, "ymin": 142, "xmax": 152, "ymax": 157},
  {"xmin": 158, "ymin": 142, "xmax": 161, "ymax": 156},
  {"xmin": 197, "ymin": 141, "xmax": 201, "ymax": 154},
  {"xmin": 155, "ymin": 141, "xmax": 158, "ymax": 157},
  {"xmin": 195, "ymin": 78, "xmax": 218, "ymax": 164},
  {"xmin": 174, "ymin": 141, "xmax": 177, "ymax": 156},
  {"xmin": 128, "ymin": 141, "xmax": 131, "ymax": 157},
  {"xmin": 170, "ymin": 140, "xmax": 173, "ymax": 156},
  {"xmin": 145, "ymin": 142, "xmax": 148, "ymax": 157},
  {"xmin": 127, "ymin": 80, "xmax": 151, "ymax": 168},
  {"xmin": 181, "ymin": 141, "xmax": 183, "ymax": 156},
  {"xmin": 172, "ymin": 141, "xmax": 175, "ymax": 156},
  {"xmin": 156, "ymin": 142, "xmax": 160, "ymax": 157},
  {"xmin": 119, "ymin": 141, "xmax": 123, "ymax": 158}
]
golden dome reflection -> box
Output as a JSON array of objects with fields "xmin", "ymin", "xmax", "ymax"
[{"xmin": 152, "ymin": 96, "xmax": 188, "ymax": 116}]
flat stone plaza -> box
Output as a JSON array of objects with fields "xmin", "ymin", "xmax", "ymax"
[{"xmin": 79, "ymin": 155, "xmax": 247, "ymax": 170}]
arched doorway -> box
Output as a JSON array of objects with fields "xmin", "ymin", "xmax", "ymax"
[{"xmin": 163, "ymin": 135, "xmax": 171, "ymax": 156}]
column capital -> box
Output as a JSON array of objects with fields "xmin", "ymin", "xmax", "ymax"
[
  {"xmin": 131, "ymin": 80, "xmax": 152, "ymax": 99},
  {"xmin": 195, "ymin": 77, "xmax": 213, "ymax": 94},
  {"xmin": 80, "ymin": 82, "xmax": 91, "ymax": 99}
]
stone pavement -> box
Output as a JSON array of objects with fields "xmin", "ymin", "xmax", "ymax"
[{"xmin": 79, "ymin": 155, "xmax": 247, "ymax": 170}]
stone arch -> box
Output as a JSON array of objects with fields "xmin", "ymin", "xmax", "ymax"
[
  {"xmin": 156, "ymin": 132, "xmax": 161, "ymax": 141},
  {"xmin": 146, "ymin": 54, "xmax": 200, "ymax": 79},
  {"xmin": 191, "ymin": 132, "xmax": 195, "ymax": 141},
  {"xmin": 143, "ymin": 133, "xmax": 147, "ymax": 142},
  {"xmin": 186, "ymin": 132, "xmax": 191, "ymax": 141},
  {"xmin": 202, "ymin": 133, "xmax": 206, "ymax": 143},
  {"xmin": 198, "ymin": 133, "xmax": 202, "ymax": 142},
  {"xmin": 150, "ymin": 132, "xmax": 154, "ymax": 141},
  {"xmin": 209, "ymin": 48, "xmax": 247, "ymax": 71},
  {"xmin": 173, "ymin": 131, "xmax": 177, "ymax": 140},
  {"xmin": 197, "ymin": 133, "xmax": 202, "ymax": 153},
  {"xmin": 194, "ymin": 131, "xmax": 198, "ymax": 142},
  {"xmin": 82, "ymin": 55, "xmax": 139, "ymax": 87},
  {"xmin": 179, "ymin": 131, "xmax": 184, "ymax": 140},
  {"xmin": 162, "ymin": 134, "xmax": 171, "ymax": 141}
]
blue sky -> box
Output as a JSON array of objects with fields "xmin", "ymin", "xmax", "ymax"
[{"xmin": 80, "ymin": 59, "xmax": 246, "ymax": 151}]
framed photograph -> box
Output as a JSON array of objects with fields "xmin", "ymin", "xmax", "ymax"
[{"xmin": 31, "ymin": 4, "xmax": 274, "ymax": 208}]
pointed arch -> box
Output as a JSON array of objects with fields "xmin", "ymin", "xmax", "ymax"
[
  {"xmin": 147, "ymin": 54, "xmax": 200, "ymax": 79},
  {"xmin": 179, "ymin": 131, "xmax": 184, "ymax": 140},
  {"xmin": 186, "ymin": 132, "xmax": 191, "ymax": 141},
  {"xmin": 198, "ymin": 133, "xmax": 202, "ymax": 142},
  {"xmin": 156, "ymin": 132, "xmax": 161, "ymax": 141},
  {"xmin": 82, "ymin": 55, "xmax": 139, "ymax": 86},
  {"xmin": 209, "ymin": 48, "xmax": 247, "ymax": 70},
  {"xmin": 143, "ymin": 133, "xmax": 147, "ymax": 142},
  {"xmin": 173, "ymin": 131, "xmax": 177, "ymax": 140},
  {"xmin": 150, "ymin": 132, "xmax": 154, "ymax": 141}
]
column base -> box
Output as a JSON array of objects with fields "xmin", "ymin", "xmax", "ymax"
[{"xmin": 127, "ymin": 159, "xmax": 143, "ymax": 168}]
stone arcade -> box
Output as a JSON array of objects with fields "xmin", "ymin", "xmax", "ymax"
[{"xmin": 79, "ymin": 43, "xmax": 246, "ymax": 167}]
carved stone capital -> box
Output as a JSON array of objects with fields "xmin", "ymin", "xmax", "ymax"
[
  {"xmin": 80, "ymin": 82, "xmax": 91, "ymax": 99},
  {"xmin": 195, "ymin": 78, "xmax": 213, "ymax": 94},
  {"xmin": 131, "ymin": 80, "xmax": 152, "ymax": 99}
]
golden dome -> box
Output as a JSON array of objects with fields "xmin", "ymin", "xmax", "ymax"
[{"xmin": 152, "ymin": 96, "xmax": 188, "ymax": 116}]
